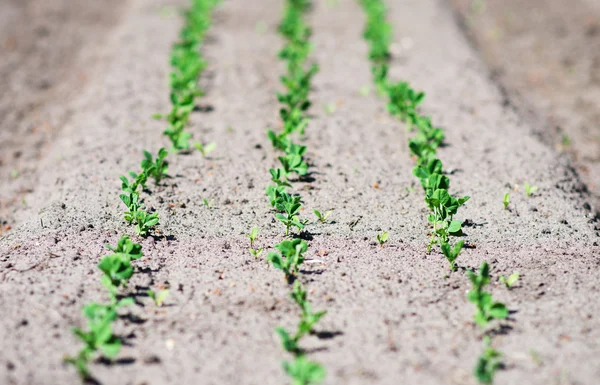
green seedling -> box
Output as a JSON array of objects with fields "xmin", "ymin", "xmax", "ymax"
[
  {"xmin": 440, "ymin": 240, "xmax": 464, "ymax": 272},
  {"xmin": 313, "ymin": 209, "xmax": 331, "ymax": 223},
  {"xmin": 247, "ymin": 226, "xmax": 259, "ymax": 248},
  {"xmin": 499, "ymin": 272, "xmax": 519, "ymax": 289},
  {"xmin": 283, "ymin": 355, "xmax": 326, "ymax": 385},
  {"xmin": 249, "ymin": 248, "xmax": 264, "ymax": 258},
  {"xmin": 134, "ymin": 210, "xmax": 159, "ymax": 237},
  {"xmin": 290, "ymin": 281, "xmax": 327, "ymax": 340},
  {"xmin": 503, "ymin": 193, "xmax": 510, "ymax": 210},
  {"xmin": 274, "ymin": 192, "xmax": 306, "ymax": 235},
  {"xmin": 98, "ymin": 236, "xmax": 143, "ymax": 300},
  {"xmin": 267, "ymin": 239, "xmax": 308, "ymax": 280},
  {"xmin": 202, "ymin": 198, "xmax": 214, "ymax": 208},
  {"xmin": 524, "ymin": 183, "xmax": 538, "ymax": 197},
  {"xmin": 279, "ymin": 153, "xmax": 308, "ymax": 177},
  {"xmin": 194, "ymin": 141, "xmax": 216, "ymax": 157},
  {"xmin": 147, "ymin": 289, "xmax": 170, "ymax": 307},
  {"xmin": 561, "ymin": 134, "xmax": 571, "ymax": 147},
  {"xmin": 474, "ymin": 336, "xmax": 502, "ymax": 384},
  {"xmin": 323, "ymin": 103, "xmax": 336, "ymax": 115},
  {"xmin": 141, "ymin": 148, "xmax": 169, "ymax": 183},
  {"xmin": 377, "ymin": 231, "xmax": 389, "ymax": 247},
  {"xmin": 276, "ymin": 327, "xmax": 300, "ymax": 354},
  {"xmin": 266, "ymin": 184, "xmax": 288, "ymax": 208},
  {"xmin": 270, "ymin": 168, "xmax": 292, "ymax": 188},
  {"xmin": 65, "ymin": 300, "xmax": 132, "ymax": 379},
  {"xmin": 467, "ymin": 262, "xmax": 508, "ymax": 328}
]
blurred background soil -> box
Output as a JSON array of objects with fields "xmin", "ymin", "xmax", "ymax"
[
  {"xmin": 451, "ymin": 0, "xmax": 600, "ymax": 215},
  {"xmin": 0, "ymin": 0, "xmax": 128, "ymax": 234}
]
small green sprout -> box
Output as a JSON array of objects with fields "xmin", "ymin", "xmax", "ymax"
[
  {"xmin": 499, "ymin": 272, "xmax": 519, "ymax": 289},
  {"xmin": 524, "ymin": 183, "xmax": 538, "ymax": 197},
  {"xmin": 134, "ymin": 210, "xmax": 159, "ymax": 237},
  {"xmin": 503, "ymin": 193, "xmax": 510, "ymax": 210},
  {"xmin": 267, "ymin": 239, "xmax": 308, "ymax": 280},
  {"xmin": 561, "ymin": 134, "xmax": 571, "ymax": 147},
  {"xmin": 359, "ymin": 85, "xmax": 371, "ymax": 96},
  {"xmin": 283, "ymin": 355, "xmax": 326, "ymax": 385},
  {"xmin": 440, "ymin": 240, "xmax": 464, "ymax": 272},
  {"xmin": 376, "ymin": 231, "xmax": 389, "ymax": 247},
  {"xmin": 474, "ymin": 336, "xmax": 502, "ymax": 384},
  {"xmin": 323, "ymin": 103, "xmax": 336, "ymax": 115},
  {"xmin": 247, "ymin": 226, "xmax": 259, "ymax": 248},
  {"xmin": 98, "ymin": 236, "xmax": 143, "ymax": 300},
  {"xmin": 147, "ymin": 289, "xmax": 169, "ymax": 307},
  {"xmin": 249, "ymin": 248, "xmax": 264, "ymax": 258},
  {"xmin": 313, "ymin": 209, "xmax": 331, "ymax": 223},
  {"xmin": 467, "ymin": 262, "xmax": 508, "ymax": 328},
  {"xmin": 291, "ymin": 281, "xmax": 327, "ymax": 339},
  {"xmin": 141, "ymin": 148, "xmax": 169, "ymax": 183},
  {"xmin": 65, "ymin": 300, "xmax": 132, "ymax": 379},
  {"xmin": 194, "ymin": 141, "xmax": 216, "ymax": 157},
  {"xmin": 274, "ymin": 192, "xmax": 306, "ymax": 236},
  {"xmin": 202, "ymin": 198, "xmax": 214, "ymax": 208}
]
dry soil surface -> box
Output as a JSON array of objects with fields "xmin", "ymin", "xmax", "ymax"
[
  {"xmin": 451, "ymin": 0, "xmax": 600, "ymax": 214},
  {"xmin": 0, "ymin": 0, "xmax": 599, "ymax": 384}
]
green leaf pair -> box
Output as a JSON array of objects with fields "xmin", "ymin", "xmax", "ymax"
[{"xmin": 467, "ymin": 262, "xmax": 509, "ymax": 327}]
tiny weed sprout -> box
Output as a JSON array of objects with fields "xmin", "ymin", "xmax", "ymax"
[
  {"xmin": 474, "ymin": 336, "xmax": 502, "ymax": 384},
  {"xmin": 313, "ymin": 209, "xmax": 331, "ymax": 223},
  {"xmin": 503, "ymin": 193, "xmax": 510, "ymax": 210},
  {"xmin": 267, "ymin": 239, "xmax": 308, "ymax": 281},
  {"xmin": 377, "ymin": 231, "xmax": 389, "ymax": 247},
  {"xmin": 499, "ymin": 272, "xmax": 519, "ymax": 289},
  {"xmin": 194, "ymin": 141, "xmax": 216, "ymax": 157},
  {"xmin": 524, "ymin": 182, "xmax": 538, "ymax": 197},
  {"xmin": 467, "ymin": 262, "xmax": 509, "ymax": 328},
  {"xmin": 283, "ymin": 356, "xmax": 326, "ymax": 385},
  {"xmin": 247, "ymin": 226, "xmax": 260, "ymax": 248},
  {"xmin": 147, "ymin": 289, "xmax": 170, "ymax": 307},
  {"xmin": 249, "ymin": 248, "xmax": 264, "ymax": 258},
  {"xmin": 202, "ymin": 198, "xmax": 214, "ymax": 208}
]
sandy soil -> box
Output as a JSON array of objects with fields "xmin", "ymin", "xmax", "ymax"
[
  {"xmin": 0, "ymin": 0, "xmax": 129, "ymax": 233},
  {"xmin": 0, "ymin": 0, "xmax": 599, "ymax": 384},
  {"xmin": 451, "ymin": 0, "xmax": 600, "ymax": 214}
]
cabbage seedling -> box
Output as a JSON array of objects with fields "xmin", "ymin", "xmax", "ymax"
[
  {"xmin": 467, "ymin": 262, "xmax": 508, "ymax": 328},
  {"xmin": 376, "ymin": 231, "xmax": 389, "ymax": 247}
]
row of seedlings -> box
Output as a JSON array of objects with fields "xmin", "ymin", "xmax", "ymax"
[
  {"xmin": 65, "ymin": 0, "xmax": 219, "ymax": 380},
  {"xmin": 264, "ymin": 1, "xmax": 327, "ymax": 384},
  {"xmin": 358, "ymin": 0, "xmax": 509, "ymax": 383}
]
